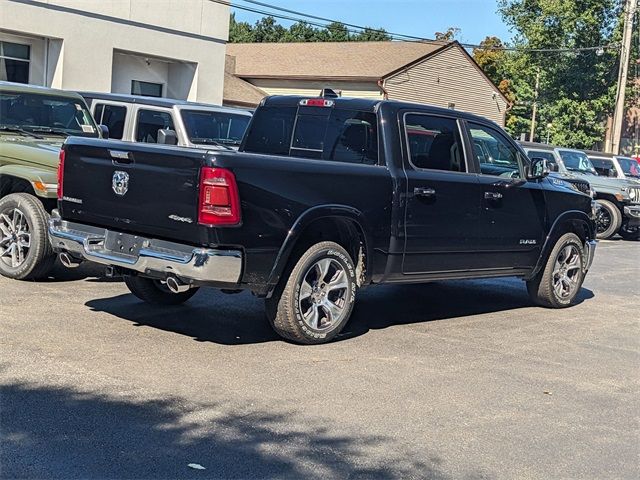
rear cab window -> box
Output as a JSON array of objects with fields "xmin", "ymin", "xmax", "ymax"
[{"xmin": 243, "ymin": 103, "xmax": 379, "ymax": 165}]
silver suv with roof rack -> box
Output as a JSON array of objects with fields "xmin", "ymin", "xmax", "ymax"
[
  {"xmin": 520, "ymin": 141, "xmax": 640, "ymax": 240},
  {"xmin": 79, "ymin": 92, "xmax": 252, "ymax": 150}
]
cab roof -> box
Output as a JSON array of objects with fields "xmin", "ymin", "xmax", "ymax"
[
  {"xmin": 78, "ymin": 91, "xmax": 252, "ymax": 115},
  {"xmin": 261, "ymin": 95, "xmax": 502, "ymax": 126},
  {"xmin": 0, "ymin": 81, "xmax": 86, "ymax": 101}
]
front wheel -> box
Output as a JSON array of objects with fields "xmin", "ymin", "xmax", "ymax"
[
  {"xmin": 0, "ymin": 193, "xmax": 55, "ymax": 280},
  {"xmin": 594, "ymin": 199, "xmax": 622, "ymax": 239},
  {"xmin": 526, "ymin": 233, "xmax": 586, "ymax": 308},
  {"xmin": 124, "ymin": 276, "xmax": 199, "ymax": 305},
  {"xmin": 265, "ymin": 241, "xmax": 357, "ymax": 344}
]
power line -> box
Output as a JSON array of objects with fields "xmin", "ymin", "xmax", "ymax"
[
  {"xmin": 216, "ymin": 0, "xmax": 618, "ymax": 53},
  {"xmin": 235, "ymin": 0, "xmax": 448, "ymax": 44}
]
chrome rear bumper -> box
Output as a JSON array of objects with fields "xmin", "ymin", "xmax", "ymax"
[{"xmin": 48, "ymin": 210, "xmax": 242, "ymax": 284}]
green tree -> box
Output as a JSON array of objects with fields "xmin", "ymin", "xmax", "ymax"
[
  {"xmin": 351, "ymin": 27, "xmax": 391, "ymax": 42},
  {"xmin": 252, "ymin": 16, "xmax": 288, "ymax": 43},
  {"xmin": 227, "ymin": 16, "xmax": 390, "ymax": 44},
  {"xmin": 284, "ymin": 21, "xmax": 318, "ymax": 42},
  {"xmin": 497, "ymin": 0, "xmax": 623, "ymax": 147},
  {"xmin": 434, "ymin": 27, "xmax": 460, "ymax": 41},
  {"xmin": 228, "ymin": 13, "xmax": 255, "ymax": 43}
]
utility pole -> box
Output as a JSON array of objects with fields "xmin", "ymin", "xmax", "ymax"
[
  {"xmin": 530, "ymin": 69, "xmax": 540, "ymax": 142},
  {"xmin": 609, "ymin": 0, "xmax": 637, "ymax": 154}
]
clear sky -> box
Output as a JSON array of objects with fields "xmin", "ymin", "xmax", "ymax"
[{"xmin": 231, "ymin": 0, "xmax": 514, "ymax": 45}]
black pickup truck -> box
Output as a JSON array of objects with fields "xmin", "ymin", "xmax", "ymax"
[{"xmin": 50, "ymin": 95, "xmax": 597, "ymax": 344}]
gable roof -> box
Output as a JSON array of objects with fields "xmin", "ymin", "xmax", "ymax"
[
  {"xmin": 226, "ymin": 41, "xmax": 448, "ymax": 80},
  {"xmin": 223, "ymin": 72, "xmax": 267, "ymax": 107}
]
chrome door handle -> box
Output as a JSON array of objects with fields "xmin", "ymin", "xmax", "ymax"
[
  {"xmin": 414, "ymin": 187, "xmax": 436, "ymax": 197},
  {"xmin": 484, "ymin": 191, "xmax": 503, "ymax": 200}
]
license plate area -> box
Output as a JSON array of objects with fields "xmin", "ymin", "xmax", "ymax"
[{"xmin": 104, "ymin": 231, "xmax": 143, "ymax": 257}]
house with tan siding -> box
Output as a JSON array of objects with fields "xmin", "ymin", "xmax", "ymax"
[{"xmin": 224, "ymin": 40, "xmax": 509, "ymax": 125}]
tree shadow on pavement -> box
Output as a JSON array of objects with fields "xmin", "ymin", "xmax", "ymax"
[
  {"xmin": 84, "ymin": 276, "xmax": 593, "ymax": 346},
  {"xmin": 0, "ymin": 382, "xmax": 453, "ymax": 479}
]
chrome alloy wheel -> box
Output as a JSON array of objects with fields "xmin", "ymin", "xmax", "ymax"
[
  {"xmin": 298, "ymin": 258, "xmax": 350, "ymax": 331},
  {"xmin": 0, "ymin": 208, "xmax": 31, "ymax": 268},
  {"xmin": 552, "ymin": 244, "xmax": 582, "ymax": 300}
]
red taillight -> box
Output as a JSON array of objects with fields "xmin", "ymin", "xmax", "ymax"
[
  {"xmin": 57, "ymin": 149, "xmax": 65, "ymax": 200},
  {"xmin": 299, "ymin": 98, "xmax": 334, "ymax": 107},
  {"xmin": 198, "ymin": 167, "xmax": 241, "ymax": 226}
]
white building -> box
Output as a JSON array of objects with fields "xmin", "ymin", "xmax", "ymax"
[{"xmin": 0, "ymin": 0, "xmax": 230, "ymax": 103}]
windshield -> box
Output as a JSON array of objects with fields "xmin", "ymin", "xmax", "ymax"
[
  {"xmin": 558, "ymin": 150, "xmax": 597, "ymax": 174},
  {"xmin": 616, "ymin": 157, "xmax": 640, "ymax": 178},
  {"xmin": 180, "ymin": 109, "xmax": 251, "ymax": 146},
  {"xmin": 0, "ymin": 90, "xmax": 98, "ymax": 137}
]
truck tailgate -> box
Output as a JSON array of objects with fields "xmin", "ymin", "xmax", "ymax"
[{"xmin": 60, "ymin": 138, "xmax": 208, "ymax": 244}]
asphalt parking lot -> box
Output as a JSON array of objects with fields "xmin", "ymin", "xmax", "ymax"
[{"xmin": 1, "ymin": 239, "xmax": 638, "ymax": 479}]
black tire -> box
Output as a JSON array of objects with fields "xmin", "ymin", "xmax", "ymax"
[
  {"xmin": 124, "ymin": 276, "xmax": 199, "ymax": 305},
  {"xmin": 265, "ymin": 241, "xmax": 357, "ymax": 345},
  {"xmin": 618, "ymin": 221, "xmax": 640, "ymax": 241},
  {"xmin": 0, "ymin": 193, "xmax": 55, "ymax": 280},
  {"xmin": 594, "ymin": 199, "xmax": 622, "ymax": 239},
  {"xmin": 526, "ymin": 233, "xmax": 585, "ymax": 308}
]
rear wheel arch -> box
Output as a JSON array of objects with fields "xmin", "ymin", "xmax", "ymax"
[
  {"xmin": 0, "ymin": 175, "xmax": 36, "ymax": 197},
  {"xmin": 267, "ymin": 207, "xmax": 372, "ymax": 294}
]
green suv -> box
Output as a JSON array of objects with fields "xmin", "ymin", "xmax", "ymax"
[{"xmin": 0, "ymin": 82, "xmax": 100, "ymax": 279}]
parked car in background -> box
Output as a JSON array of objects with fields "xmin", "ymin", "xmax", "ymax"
[
  {"xmin": 51, "ymin": 94, "xmax": 596, "ymax": 344},
  {"xmin": 585, "ymin": 150, "xmax": 640, "ymax": 183},
  {"xmin": 0, "ymin": 81, "xmax": 101, "ymax": 279},
  {"xmin": 80, "ymin": 92, "xmax": 252, "ymax": 149},
  {"xmin": 520, "ymin": 141, "xmax": 640, "ymax": 240}
]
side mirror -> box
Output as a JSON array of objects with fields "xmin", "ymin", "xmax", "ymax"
[
  {"xmin": 98, "ymin": 124, "xmax": 109, "ymax": 139},
  {"xmin": 157, "ymin": 129, "xmax": 178, "ymax": 145},
  {"xmin": 528, "ymin": 157, "xmax": 550, "ymax": 179},
  {"xmin": 549, "ymin": 162, "xmax": 559, "ymax": 172}
]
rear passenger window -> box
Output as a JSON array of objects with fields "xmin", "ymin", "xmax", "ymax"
[
  {"xmin": 136, "ymin": 109, "xmax": 174, "ymax": 143},
  {"xmin": 243, "ymin": 106, "xmax": 378, "ymax": 165},
  {"xmin": 94, "ymin": 103, "xmax": 126, "ymax": 140},
  {"xmin": 405, "ymin": 114, "xmax": 465, "ymax": 172}
]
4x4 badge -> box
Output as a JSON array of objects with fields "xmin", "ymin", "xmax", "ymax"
[{"xmin": 112, "ymin": 171, "xmax": 129, "ymax": 196}]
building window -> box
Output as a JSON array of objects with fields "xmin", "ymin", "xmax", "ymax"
[
  {"xmin": 131, "ymin": 80, "xmax": 163, "ymax": 98},
  {"xmin": 0, "ymin": 41, "xmax": 30, "ymax": 84}
]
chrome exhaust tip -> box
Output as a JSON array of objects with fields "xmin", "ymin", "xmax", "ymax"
[
  {"xmin": 166, "ymin": 276, "xmax": 190, "ymax": 294},
  {"xmin": 59, "ymin": 252, "xmax": 81, "ymax": 269}
]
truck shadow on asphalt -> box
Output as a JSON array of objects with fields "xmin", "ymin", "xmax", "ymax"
[
  {"xmin": 0, "ymin": 382, "xmax": 453, "ymax": 479},
  {"xmin": 85, "ymin": 277, "xmax": 594, "ymax": 346},
  {"xmin": 40, "ymin": 262, "xmax": 123, "ymax": 283}
]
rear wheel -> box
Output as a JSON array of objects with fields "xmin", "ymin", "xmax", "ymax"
[
  {"xmin": 124, "ymin": 276, "xmax": 199, "ymax": 305},
  {"xmin": 594, "ymin": 200, "xmax": 622, "ymax": 239},
  {"xmin": 0, "ymin": 193, "xmax": 55, "ymax": 280},
  {"xmin": 265, "ymin": 241, "xmax": 357, "ymax": 344},
  {"xmin": 527, "ymin": 233, "xmax": 585, "ymax": 308}
]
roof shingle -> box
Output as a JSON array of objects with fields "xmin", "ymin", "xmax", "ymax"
[{"xmin": 226, "ymin": 41, "xmax": 447, "ymax": 80}]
